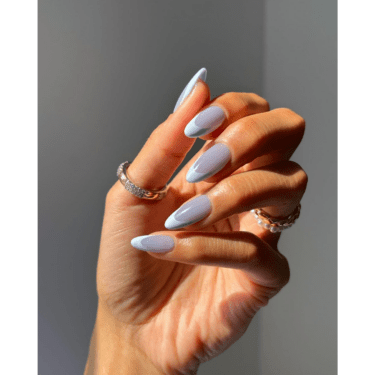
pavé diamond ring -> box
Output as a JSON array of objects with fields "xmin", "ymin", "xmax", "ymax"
[{"xmin": 117, "ymin": 161, "xmax": 169, "ymax": 200}]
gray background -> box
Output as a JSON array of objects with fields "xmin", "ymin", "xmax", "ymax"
[{"xmin": 39, "ymin": 0, "xmax": 336, "ymax": 374}]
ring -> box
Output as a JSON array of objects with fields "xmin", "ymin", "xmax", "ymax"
[
  {"xmin": 250, "ymin": 204, "xmax": 301, "ymax": 233},
  {"xmin": 117, "ymin": 161, "xmax": 169, "ymax": 200}
]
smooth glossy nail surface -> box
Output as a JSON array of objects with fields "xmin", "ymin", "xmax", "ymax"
[
  {"xmin": 173, "ymin": 68, "xmax": 207, "ymax": 113},
  {"xmin": 131, "ymin": 235, "xmax": 175, "ymax": 253},
  {"xmin": 184, "ymin": 106, "xmax": 226, "ymax": 138},
  {"xmin": 165, "ymin": 195, "xmax": 212, "ymax": 230},
  {"xmin": 186, "ymin": 143, "xmax": 231, "ymax": 183}
]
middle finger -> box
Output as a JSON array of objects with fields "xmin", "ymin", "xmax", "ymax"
[{"xmin": 185, "ymin": 107, "xmax": 305, "ymax": 184}]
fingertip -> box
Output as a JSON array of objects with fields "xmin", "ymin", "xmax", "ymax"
[
  {"xmin": 130, "ymin": 233, "xmax": 176, "ymax": 254},
  {"xmin": 173, "ymin": 79, "xmax": 211, "ymax": 116},
  {"xmin": 199, "ymin": 67, "xmax": 207, "ymax": 81},
  {"xmin": 199, "ymin": 79, "xmax": 211, "ymax": 101},
  {"xmin": 173, "ymin": 67, "xmax": 208, "ymax": 113}
]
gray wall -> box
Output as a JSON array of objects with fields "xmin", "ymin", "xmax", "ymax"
[
  {"xmin": 39, "ymin": 1, "xmax": 336, "ymax": 374},
  {"xmin": 260, "ymin": 0, "xmax": 337, "ymax": 374},
  {"xmin": 39, "ymin": 0, "xmax": 264, "ymax": 374}
]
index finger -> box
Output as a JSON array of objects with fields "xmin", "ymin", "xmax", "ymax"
[{"xmin": 126, "ymin": 69, "xmax": 210, "ymax": 193}]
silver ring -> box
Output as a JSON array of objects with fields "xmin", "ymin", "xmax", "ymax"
[{"xmin": 117, "ymin": 161, "xmax": 169, "ymax": 200}]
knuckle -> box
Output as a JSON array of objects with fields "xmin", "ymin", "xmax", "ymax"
[
  {"xmin": 226, "ymin": 91, "xmax": 240, "ymax": 100},
  {"xmin": 248, "ymin": 93, "xmax": 270, "ymax": 111},
  {"xmin": 274, "ymin": 107, "xmax": 296, "ymax": 117},
  {"xmin": 218, "ymin": 92, "xmax": 270, "ymax": 117},
  {"xmin": 262, "ymin": 99, "xmax": 271, "ymax": 112},
  {"xmin": 294, "ymin": 114, "xmax": 306, "ymax": 134},
  {"xmin": 234, "ymin": 115, "xmax": 262, "ymax": 138},
  {"xmin": 275, "ymin": 108, "xmax": 306, "ymax": 131},
  {"xmin": 220, "ymin": 91, "xmax": 240, "ymax": 104},
  {"xmin": 285, "ymin": 161, "xmax": 308, "ymax": 194},
  {"xmin": 295, "ymin": 167, "xmax": 309, "ymax": 194},
  {"xmin": 279, "ymin": 255, "xmax": 291, "ymax": 287},
  {"xmin": 237, "ymin": 93, "xmax": 269, "ymax": 115}
]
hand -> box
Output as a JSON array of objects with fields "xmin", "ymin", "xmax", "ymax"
[{"xmin": 85, "ymin": 69, "xmax": 307, "ymax": 374}]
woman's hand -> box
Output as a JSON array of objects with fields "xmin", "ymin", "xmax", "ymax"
[{"xmin": 85, "ymin": 69, "xmax": 307, "ymax": 375}]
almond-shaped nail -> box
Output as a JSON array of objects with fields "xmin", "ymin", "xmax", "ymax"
[
  {"xmin": 131, "ymin": 235, "xmax": 175, "ymax": 253},
  {"xmin": 165, "ymin": 195, "xmax": 212, "ymax": 230},
  {"xmin": 186, "ymin": 143, "xmax": 231, "ymax": 183},
  {"xmin": 184, "ymin": 106, "xmax": 226, "ymax": 138},
  {"xmin": 173, "ymin": 67, "xmax": 207, "ymax": 113}
]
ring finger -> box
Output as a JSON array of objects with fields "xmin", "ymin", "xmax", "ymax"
[{"xmin": 164, "ymin": 160, "xmax": 308, "ymax": 231}]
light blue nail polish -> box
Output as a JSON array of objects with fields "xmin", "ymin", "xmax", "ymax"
[
  {"xmin": 173, "ymin": 68, "xmax": 207, "ymax": 113},
  {"xmin": 131, "ymin": 235, "xmax": 175, "ymax": 253},
  {"xmin": 165, "ymin": 195, "xmax": 212, "ymax": 230},
  {"xmin": 186, "ymin": 143, "xmax": 231, "ymax": 183},
  {"xmin": 184, "ymin": 106, "xmax": 226, "ymax": 138}
]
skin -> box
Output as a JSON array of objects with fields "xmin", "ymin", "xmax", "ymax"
[{"xmin": 84, "ymin": 80, "xmax": 308, "ymax": 375}]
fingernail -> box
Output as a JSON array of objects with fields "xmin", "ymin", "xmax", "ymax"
[
  {"xmin": 131, "ymin": 235, "xmax": 175, "ymax": 253},
  {"xmin": 184, "ymin": 106, "xmax": 226, "ymax": 138},
  {"xmin": 173, "ymin": 67, "xmax": 207, "ymax": 113},
  {"xmin": 186, "ymin": 143, "xmax": 231, "ymax": 183},
  {"xmin": 165, "ymin": 195, "xmax": 212, "ymax": 230}
]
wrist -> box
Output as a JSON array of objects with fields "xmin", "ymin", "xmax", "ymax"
[{"xmin": 84, "ymin": 303, "xmax": 165, "ymax": 375}]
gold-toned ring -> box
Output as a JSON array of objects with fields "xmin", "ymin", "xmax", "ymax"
[
  {"xmin": 250, "ymin": 204, "xmax": 301, "ymax": 233},
  {"xmin": 117, "ymin": 161, "xmax": 169, "ymax": 200}
]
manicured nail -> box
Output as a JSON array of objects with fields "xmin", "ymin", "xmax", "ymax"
[
  {"xmin": 186, "ymin": 143, "xmax": 231, "ymax": 183},
  {"xmin": 131, "ymin": 235, "xmax": 175, "ymax": 253},
  {"xmin": 165, "ymin": 195, "xmax": 212, "ymax": 230},
  {"xmin": 184, "ymin": 106, "xmax": 226, "ymax": 138},
  {"xmin": 173, "ymin": 67, "xmax": 207, "ymax": 113}
]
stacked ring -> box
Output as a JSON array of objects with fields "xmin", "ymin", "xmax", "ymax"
[{"xmin": 250, "ymin": 204, "xmax": 301, "ymax": 233}]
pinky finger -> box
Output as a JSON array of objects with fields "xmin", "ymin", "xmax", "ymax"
[{"xmin": 130, "ymin": 231, "xmax": 290, "ymax": 289}]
